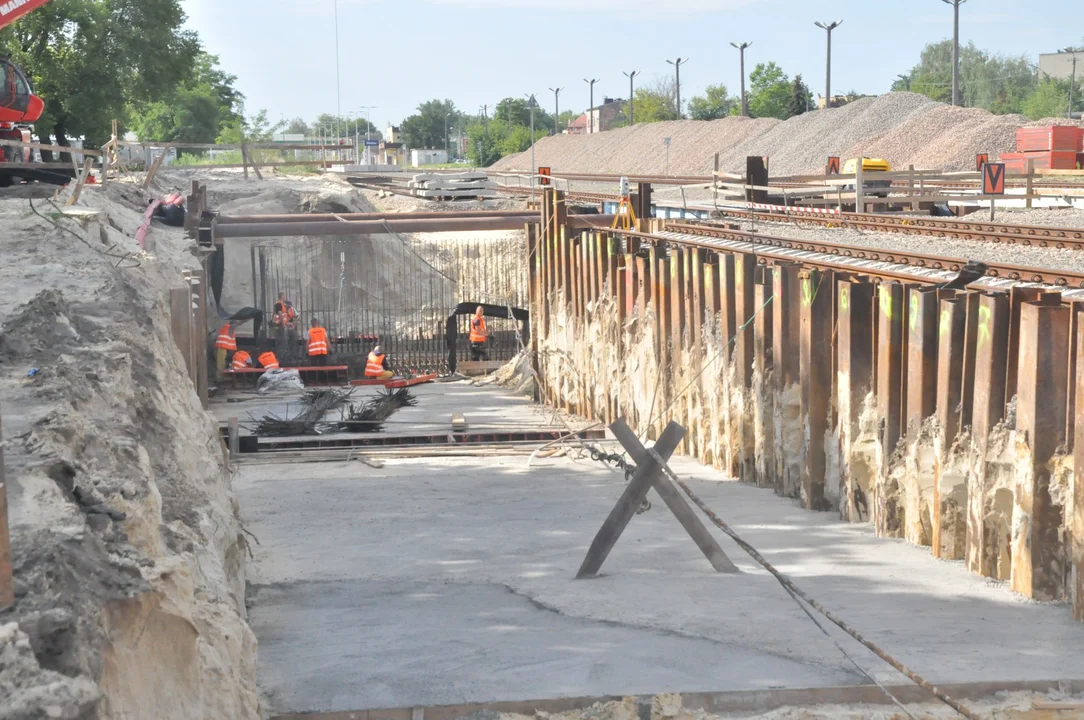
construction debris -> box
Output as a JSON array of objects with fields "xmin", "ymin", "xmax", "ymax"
[{"xmin": 409, "ymin": 172, "xmax": 496, "ymax": 199}]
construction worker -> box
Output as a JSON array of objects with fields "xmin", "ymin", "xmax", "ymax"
[
  {"xmin": 214, "ymin": 321, "xmax": 238, "ymax": 373},
  {"xmin": 272, "ymin": 292, "xmax": 298, "ymax": 358},
  {"xmin": 258, "ymin": 351, "xmax": 280, "ymax": 370},
  {"xmin": 469, "ymin": 306, "xmax": 488, "ymax": 361},
  {"xmin": 365, "ymin": 345, "xmax": 393, "ymax": 380},
  {"xmin": 306, "ymin": 318, "xmax": 329, "ymax": 366},
  {"xmin": 231, "ymin": 350, "xmax": 253, "ymax": 370}
]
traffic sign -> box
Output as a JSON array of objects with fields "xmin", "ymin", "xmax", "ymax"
[
  {"xmin": 538, "ymin": 166, "xmax": 551, "ymax": 186},
  {"xmin": 982, "ymin": 162, "xmax": 1005, "ymax": 196},
  {"xmin": 976, "ymin": 153, "xmax": 989, "ymax": 171},
  {"xmin": 827, "ymin": 156, "xmax": 840, "ymax": 175}
]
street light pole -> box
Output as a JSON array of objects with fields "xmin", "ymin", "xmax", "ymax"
[
  {"xmin": 941, "ymin": 0, "xmax": 967, "ymax": 106},
  {"xmin": 549, "ymin": 87, "xmax": 563, "ymax": 135},
  {"xmin": 730, "ymin": 42, "xmax": 751, "ymax": 117},
  {"xmin": 524, "ymin": 94, "xmax": 538, "ymax": 198},
  {"xmin": 445, "ymin": 112, "xmax": 451, "ymax": 161},
  {"xmin": 666, "ymin": 58, "xmax": 688, "ymax": 119},
  {"xmin": 1064, "ymin": 47, "xmax": 1079, "ymax": 119},
  {"xmin": 622, "ymin": 70, "xmax": 640, "ymax": 125},
  {"xmin": 814, "ymin": 20, "xmax": 842, "ymax": 109},
  {"xmin": 333, "ymin": 0, "xmax": 341, "ymax": 148},
  {"xmin": 584, "ymin": 78, "xmax": 599, "ymax": 133}
]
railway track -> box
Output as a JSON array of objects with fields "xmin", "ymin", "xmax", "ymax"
[
  {"xmin": 633, "ymin": 221, "xmax": 1084, "ymax": 291},
  {"xmin": 706, "ymin": 208, "xmax": 1084, "ymax": 248}
]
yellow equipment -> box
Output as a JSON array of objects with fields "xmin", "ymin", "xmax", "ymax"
[
  {"xmin": 611, "ymin": 175, "xmax": 639, "ymax": 231},
  {"xmin": 843, "ymin": 157, "xmax": 891, "ymax": 173}
]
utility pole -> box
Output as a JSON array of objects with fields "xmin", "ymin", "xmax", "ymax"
[
  {"xmin": 814, "ymin": 20, "xmax": 842, "ymax": 109},
  {"xmin": 445, "ymin": 112, "xmax": 451, "ymax": 161},
  {"xmin": 525, "ymin": 94, "xmax": 538, "ymax": 199},
  {"xmin": 549, "ymin": 87, "xmax": 563, "ymax": 135},
  {"xmin": 1064, "ymin": 47, "xmax": 1079, "ymax": 119},
  {"xmin": 941, "ymin": 0, "xmax": 967, "ymax": 106},
  {"xmin": 666, "ymin": 58, "xmax": 688, "ymax": 119},
  {"xmin": 731, "ymin": 42, "xmax": 752, "ymax": 117},
  {"xmin": 623, "ymin": 70, "xmax": 640, "ymax": 125},
  {"xmin": 583, "ymin": 78, "xmax": 599, "ymax": 133},
  {"xmin": 333, "ymin": 0, "xmax": 341, "ymax": 148},
  {"xmin": 358, "ymin": 105, "xmax": 374, "ymax": 165}
]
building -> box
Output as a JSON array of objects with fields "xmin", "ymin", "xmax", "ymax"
[
  {"xmin": 410, "ymin": 149, "xmax": 448, "ymax": 167},
  {"xmin": 385, "ymin": 125, "xmax": 403, "ymax": 144},
  {"xmin": 380, "ymin": 142, "xmax": 406, "ymax": 166},
  {"xmin": 1039, "ymin": 50, "xmax": 1084, "ymax": 81},
  {"xmin": 585, "ymin": 98, "xmax": 626, "ymax": 134},
  {"xmin": 566, "ymin": 114, "xmax": 589, "ymax": 135}
]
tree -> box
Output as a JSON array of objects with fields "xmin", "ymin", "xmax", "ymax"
[
  {"xmin": 400, "ymin": 99, "xmax": 460, "ymax": 149},
  {"xmin": 687, "ymin": 84, "xmax": 736, "ymax": 121},
  {"xmin": 1, "ymin": 0, "xmax": 202, "ymax": 148},
  {"xmin": 128, "ymin": 52, "xmax": 242, "ymax": 149},
  {"xmin": 624, "ymin": 77, "xmax": 677, "ymax": 124},
  {"xmin": 216, "ymin": 109, "xmax": 285, "ymax": 144},
  {"xmin": 1022, "ymin": 79, "xmax": 1070, "ymax": 120},
  {"xmin": 284, "ymin": 118, "xmax": 311, "ymax": 136},
  {"xmin": 785, "ymin": 75, "xmax": 813, "ymax": 118},
  {"xmin": 495, "ymin": 98, "xmax": 531, "ymax": 127},
  {"xmin": 747, "ymin": 62, "xmax": 791, "ymax": 119},
  {"xmin": 895, "ymin": 40, "xmax": 1040, "ymax": 114}
]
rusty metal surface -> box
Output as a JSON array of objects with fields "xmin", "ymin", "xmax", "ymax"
[
  {"xmin": 799, "ymin": 269, "xmax": 834, "ymax": 510},
  {"xmin": 0, "ymin": 401, "xmax": 12, "ymax": 610},
  {"xmin": 837, "ymin": 280, "xmax": 875, "ymax": 523}
]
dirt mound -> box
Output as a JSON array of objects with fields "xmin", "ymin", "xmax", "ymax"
[{"xmin": 491, "ymin": 91, "xmax": 1084, "ymax": 176}]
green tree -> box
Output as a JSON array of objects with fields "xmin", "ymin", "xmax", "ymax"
[
  {"xmin": 896, "ymin": 40, "xmax": 1039, "ymax": 113},
  {"xmin": 624, "ymin": 77, "xmax": 677, "ymax": 124},
  {"xmin": 1, "ymin": 0, "xmax": 202, "ymax": 149},
  {"xmin": 495, "ymin": 97, "xmax": 531, "ymax": 127},
  {"xmin": 217, "ymin": 109, "xmax": 285, "ymax": 144},
  {"xmin": 401, "ymin": 99, "xmax": 460, "ymax": 149},
  {"xmin": 785, "ymin": 75, "xmax": 813, "ymax": 118},
  {"xmin": 748, "ymin": 62, "xmax": 791, "ymax": 119},
  {"xmin": 687, "ymin": 84, "xmax": 736, "ymax": 121},
  {"xmin": 1022, "ymin": 79, "xmax": 1070, "ymax": 120}
]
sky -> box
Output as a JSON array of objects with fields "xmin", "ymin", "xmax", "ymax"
[{"xmin": 182, "ymin": 0, "xmax": 1079, "ymax": 130}]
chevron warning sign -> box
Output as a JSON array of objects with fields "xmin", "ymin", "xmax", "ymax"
[
  {"xmin": 827, "ymin": 156, "xmax": 840, "ymax": 175},
  {"xmin": 976, "ymin": 153, "xmax": 989, "ymax": 171},
  {"xmin": 982, "ymin": 162, "xmax": 1005, "ymax": 196}
]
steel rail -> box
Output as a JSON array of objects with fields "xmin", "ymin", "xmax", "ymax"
[
  {"xmin": 663, "ymin": 221, "xmax": 1084, "ymax": 288},
  {"xmin": 217, "ymin": 209, "xmax": 537, "ymax": 224},
  {"xmin": 706, "ymin": 208, "xmax": 1084, "ymax": 248}
]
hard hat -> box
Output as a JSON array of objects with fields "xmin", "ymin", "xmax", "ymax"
[{"xmin": 373, "ymin": 345, "xmax": 383, "ymax": 354}]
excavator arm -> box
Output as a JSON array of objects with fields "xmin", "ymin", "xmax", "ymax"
[{"xmin": 0, "ymin": 0, "xmax": 57, "ymax": 30}]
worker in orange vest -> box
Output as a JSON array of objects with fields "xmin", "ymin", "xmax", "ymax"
[
  {"xmin": 364, "ymin": 345, "xmax": 393, "ymax": 379},
  {"xmin": 306, "ymin": 318, "xmax": 329, "ymax": 366},
  {"xmin": 258, "ymin": 351, "xmax": 280, "ymax": 370},
  {"xmin": 214, "ymin": 321, "xmax": 238, "ymax": 373},
  {"xmin": 469, "ymin": 306, "xmax": 488, "ymax": 361},
  {"xmin": 231, "ymin": 350, "xmax": 253, "ymax": 369}
]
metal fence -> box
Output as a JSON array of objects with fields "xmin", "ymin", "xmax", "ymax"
[{"xmin": 249, "ymin": 230, "xmax": 528, "ymax": 373}]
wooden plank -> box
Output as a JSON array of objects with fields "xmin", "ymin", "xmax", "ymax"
[
  {"xmin": 118, "ymin": 141, "xmax": 356, "ymax": 151},
  {"xmin": 576, "ymin": 421, "xmax": 685, "ymax": 578},
  {"xmin": 609, "ymin": 420, "xmax": 738, "ymax": 574},
  {"xmin": 0, "ymin": 400, "xmax": 12, "ymax": 610},
  {"xmin": 66, "ymin": 157, "xmax": 95, "ymax": 206},
  {"xmin": 800, "ymin": 268, "xmax": 834, "ymax": 510},
  {"xmin": 1011, "ymin": 302, "xmax": 1070, "ymax": 601},
  {"xmin": 0, "ymin": 137, "xmax": 102, "ymax": 156}
]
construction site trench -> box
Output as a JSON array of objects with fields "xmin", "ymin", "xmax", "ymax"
[{"xmin": 4, "ymin": 151, "xmax": 1084, "ymax": 720}]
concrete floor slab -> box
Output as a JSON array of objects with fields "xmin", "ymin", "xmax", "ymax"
[{"xmin": 238, "ymin": 444, "xmax": 1084, "ymax": 717}]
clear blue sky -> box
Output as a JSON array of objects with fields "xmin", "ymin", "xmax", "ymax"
[{"xmin": 183, "ymin": 0, "xmax": 1078, "ymax": 129}]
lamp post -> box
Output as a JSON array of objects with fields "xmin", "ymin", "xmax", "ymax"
[
  {"xmin": 549, "ymin": 87, "xmax": 563, "ymax": 135},
  {"xmin": 941, "ymin": 0, "xmax": 967, "ymax": 106},
  {"xmin": 814, "ymin": 20, "xmax": 842, "ymax": 109},
  {"xmin": 525, "ymin": 94, "xmax": 538, "ymax": 198},
  {"xmin": 445, "ymin": 112, "xmax": 452, "ymax": 162},
  {"xmin": 584, "ymin": 78, "xmax": 599, "ymax": 133},
  {"xmin": 730, "ymin": 42, "xmax": 751, "ymax": 117},
  {"xmin": 622, "ymin": 70, "xmax": 640, "ymax": 125},
  {"xmin": 1063, "ymin": 47, "xmax": 1079, "ymax": 119},
  {"xmin": 333, "ymin": 0, "xmax": 341, "ymax": 146},
  {"xmin": 666, "ymin": 58, "xmax": 688, "ymax": 119}
]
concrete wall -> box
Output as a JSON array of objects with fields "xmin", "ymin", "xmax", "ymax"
[{"xmin": 1040, "ymin": 51, "xmax": 1084, "ymax": 81}]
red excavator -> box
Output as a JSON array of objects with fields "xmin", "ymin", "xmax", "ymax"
[{"xmin": 0, "ymin": 0, "xmax": 52, "ymax": 163}]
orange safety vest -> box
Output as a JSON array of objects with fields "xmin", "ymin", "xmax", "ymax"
[
  {"xmin": 469, "ymin": 316, "xmax": 487, "ymax": 343},
  {"xmin": 365, "ymin": 352, "xmax": 386, "ymax": 377},
  {"xmin": 231, "ymin": 350, "xmax": 251, "ymax": 369},
  {"xmin": 215, "ymin": 324, "xmax": 237, "ymax": 351},
  {"xmin": 258, "ymin": 351, "xmax": 280, "ymax": 370},
  {"xmin": 307, "ymin": 327, "xmax": 329, "ymax": 356}
]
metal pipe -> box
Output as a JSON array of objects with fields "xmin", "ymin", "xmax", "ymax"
[
  {"xmin": 814, "ymin": 20, "xmax": 842, "ymax": 109},
  {"xmin": 215, "ymin": 215, "xmax": 617, "ymax": 239},
  {"xmin": 218, "ymin": 209, "xmax": 540, "ymax": 224}
]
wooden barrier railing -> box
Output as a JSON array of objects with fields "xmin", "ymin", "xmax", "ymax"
[{"xmin": 530, "ymin": 188, "xmax": 1084, "ymax": 623}]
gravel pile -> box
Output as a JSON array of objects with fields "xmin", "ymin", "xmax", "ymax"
[
  {"xmin": 491, "ymin": 92, "xmax": 1084, "ymax": 177},
  {"xmin": 962, "ymin": 206, "xmax": 1084, "ymax": 228}
]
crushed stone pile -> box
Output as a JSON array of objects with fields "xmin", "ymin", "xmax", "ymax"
[{"xmin": 491, "ymin": 92, "xmax": 1084, "ymax": 176}]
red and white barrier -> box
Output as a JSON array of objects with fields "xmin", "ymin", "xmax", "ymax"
[{"xmin": 747, "ymin": 202, "xmax": 841, "ymax": 216}]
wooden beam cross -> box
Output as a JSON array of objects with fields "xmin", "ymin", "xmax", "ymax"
[{"xmin": 577, "ymin": 419, "xmax": 739, "ymax": 578}]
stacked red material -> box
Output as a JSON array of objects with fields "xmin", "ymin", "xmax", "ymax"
[
  {"xmin": 1001, "ymin": 151, "xmax": 1079, "ymax": 173},
  {"xmin": 1003, "ymin": 126, "xmax": 1084, "ymax": 172}
]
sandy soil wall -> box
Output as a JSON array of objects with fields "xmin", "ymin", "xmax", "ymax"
[{"xmin": 0, "ymin": 178, "xmax": 258, "ymax": 717}]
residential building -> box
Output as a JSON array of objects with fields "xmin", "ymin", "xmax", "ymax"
[
  {"xmin": 1039, "ymin": 50, "xmax": 1084, "ymax": 81},
  {"xmin": 586, "ymin": 98, "xmax": 627, "ymax": 133},
  {"xmin": 566, "ymin": 114, "xmax": 589, "ymax": 135}
]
